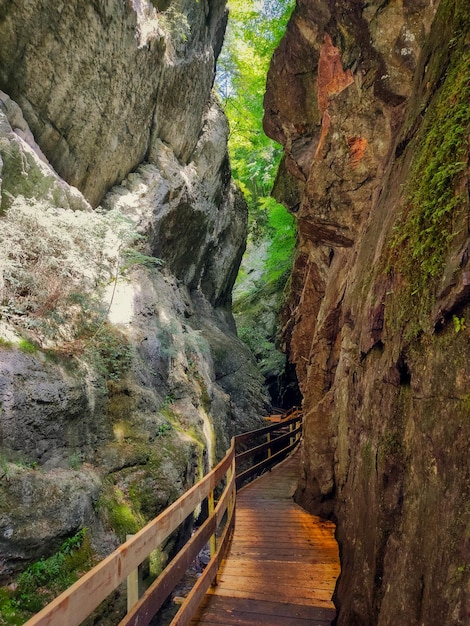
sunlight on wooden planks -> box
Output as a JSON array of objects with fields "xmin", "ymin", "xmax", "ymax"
[{"xmin": 190, "ymin": 452, "xmax": 340, "ymax": 626}]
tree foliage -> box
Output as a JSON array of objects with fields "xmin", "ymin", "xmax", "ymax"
[
  {"xmin": 219, "ymin": 1, "xmax": 296, "ymax": 401},
  {"xmin": 217, "ymin": 0, "xmax": 295, "ymax": 244}
]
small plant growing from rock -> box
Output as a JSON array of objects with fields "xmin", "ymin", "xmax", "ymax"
[
  {"xmin": 156, "ymin": 421, "xmax": 172, "ymax": 437},
  {"xmin": 18, "ymin": 338, "xmax": 38, "ymax": 353},
  {"xmin": 0, "ymin": 529, "xmax": 94, "ymax": 619},
  {"xmin": 452, "ymin": 315, "xmax": 466, "ymax": 333}
]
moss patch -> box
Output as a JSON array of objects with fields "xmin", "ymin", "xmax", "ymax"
[
  {"xmin": 0, "ymin": 529, "xmax": 94, "ymax": 624},
  {"xmin": 99, "ymin": 484, "xmax": 145, "ymax": 541},
  {"xmin": 385, "ymin": 1, "xmax": 470, "ymax": 339}
]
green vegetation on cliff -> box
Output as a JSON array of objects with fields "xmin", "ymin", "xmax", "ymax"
[
  {"xmin": 387, "ymin": 0, "xmax": 470, "ymax": 339},
  {"xmin": 219, "ymin": 1, "xmax": 296, "ymax": 397},
  {"xmin": 0, "ymin": 530, "xmax": 93, "ymax": 623},
  {"xmin": 219, "ymin": 0, "xmax": 295, "ymax": 262}
]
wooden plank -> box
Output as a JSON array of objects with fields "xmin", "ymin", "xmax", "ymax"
[
  {"xmin": 217, "ymin": 566, "xmax": 339, "ymax": 583},
  {"xmin": 226, "ymin": 552, "xmax": 338, "ymax": 564},
  {"xmin": 227, "ymin": 542, "xmax": 338, "ymax": 553},
  {"xmin": 228, "ymin": 541, "xmax": 339, "ymax": 552},
  {"xmin": 204, "ymin": 585, "xmax": 334, "ymax": 606},
  {"xmin": 215, "ymin": 573, "xmax": 338, "ymax": 593},
  {"xmin": 229, "ymin": 532, "xmax": 338, "ymax": 543},
  {"xmin": 229, "ymin": 537, "xmax": 338, "ymax": 547},
  {"xmin": 222, "ymin": 559, "xmax": 339, "ymax": 571},
  {"xmin": 192, "ymin": 595, "xmax": 335, "ymax": 622},
  {"xmin": 193, "ymin": 595, "xmax": 336, "ymax": 624},
  {"xmin": 229, "ymin": 529, "xmax": 336, "ymax": 539},
  {"xmin": 217, "ymin": 557, "xmax": 339, "ymax": 568},
  {"xmin": 189, "ymin": 609, "xmax": 331, "ymax": 626},
  {"xmin": 192, "ymin": 452, "xmax": 339, "ymax": 626}
]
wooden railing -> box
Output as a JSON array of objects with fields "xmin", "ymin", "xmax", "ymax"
[
  {"xmin": 235, "ymin": 414, "xmax": 302, "ymax": 488},
  {"xmin": 24, "ymin": 412, "xmax": 302, "ymax": 626},
  {"xmin": 263, "ymin": 404, "xmax": 302, "ymax": 424}
]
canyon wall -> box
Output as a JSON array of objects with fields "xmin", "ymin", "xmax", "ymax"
[
  {"xmin": 0, "ymin": 0, "xmax": 267, "ymax": 585},
  {"xmin": 264, "ymin": 0, "xmax": 469, "ymax": 624}
]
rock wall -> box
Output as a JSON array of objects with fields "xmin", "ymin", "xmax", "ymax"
[
  {"xmin": 0, "ymin": 0, "xmax": 226, "ymax": 207},
  {"xmin": 264, "ymin": 0, "xmax": 469, "ymax": 624},
  {"xmin": 0, "ymin": 0, "xmax": 267, "ymax": 583}
]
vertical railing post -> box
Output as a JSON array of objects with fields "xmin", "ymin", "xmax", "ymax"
[
  {"xmin": 208, "ymin": 489, "xmax": 217, "ymax": 585},
  {"xmin": 267, "ymin": 431, "xmax": 272, "ymax": 459},
  {"xmin": 226, "ymin": 456, "xmax": 235, "ymax": 519},
  {"xmin": 126, "ymin": 535, "xmax": 143, "ymax": 613},
  {"xmin": 289, "ymin": 421, "xmax": 294, "ymax": 447},
  {"xmin": 227, "ymin": 450, "xmax": 236, "ymax": 555}
]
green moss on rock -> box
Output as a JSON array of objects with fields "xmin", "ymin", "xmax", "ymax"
[
  {"xmin": 99, "ymin": 484, "xmax": 145, "ymax": 541},
  {"xmin": 385, "ymin": 0, "xmax": 470, "ymax": 339},
  {"xmin": 0, "ymin": 529, "xmax": 94, "ymax": 622}
]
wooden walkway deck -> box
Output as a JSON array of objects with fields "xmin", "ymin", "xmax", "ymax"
[{"xmin": 191, "ymin": 452, "xmax": 340, "ymax": 625}]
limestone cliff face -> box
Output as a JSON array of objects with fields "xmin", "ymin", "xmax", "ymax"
[
  {"xmin": 0, "ymin": 0, "xmax": 227, "ymax": 208},
  {"xmin": 0, "ymin": 0, "xmax": 267, "ymax": 582},
  {"xmin": 265, "ymin": 0, "xmax": 469, "ymax": 624}
]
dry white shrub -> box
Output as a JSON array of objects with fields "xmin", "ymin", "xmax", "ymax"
[{"xmin": 0, "ymin": 198, "xmax": 140, "ymax": 347}]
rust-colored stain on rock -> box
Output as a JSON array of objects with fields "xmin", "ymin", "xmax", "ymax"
[
  {"xmin": 347, "ymin": 136, "xmax": 368, "ymax": 167},
  {"xmin": 315, "ymin": 33, "xmax": 354, "ymax": 159},
  {"xmin": 317, "ymin": 33, "xmax": 354, "ymax": 114}
]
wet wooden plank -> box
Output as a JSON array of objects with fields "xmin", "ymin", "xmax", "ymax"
[
  {"xmin": 203, "ymin": 586, "xmax": 334, "ymax": 606},
  {"xmin": 190, "ymin": 452, "xmax": 340, "ymax": 625}
]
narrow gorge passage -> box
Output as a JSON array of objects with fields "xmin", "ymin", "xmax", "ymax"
[
  {"xmin": 191, "ymin": 452, "xmax": 339, "ymax": 626},
  {"xmin": 0, "ymin": 1, "xmax": 469, "ymax": 625}
]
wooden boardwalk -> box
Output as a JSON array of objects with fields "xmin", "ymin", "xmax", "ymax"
[{"xmin": 191, "ymin": 452, "xmax": 340, "ymax": 625}]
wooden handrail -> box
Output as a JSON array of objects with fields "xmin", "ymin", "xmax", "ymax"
[
  {"xmin": 24, "ymin": 443, "xmax": 235, "ymax": 626},
  {"xmin": 235, "ymin": 417, "xmax": 294, "ymax": 444},
  {"xmin": 235, "ymin": 418, "xmax": 301, "ymax": 463},
  {"xmin": 120, "ymin": 451, "xmax": 236, "ymax": 626},
  {"xmin": 263, "ymin": 405, "xmax": 302, "ymax": 423},
  {"xmin": 235, "ymin": 437, "xmax": 299, "ymax": 486},
  {"xmin": 24, "ymin": 410, "xmax": 302, "ymax": 626},
  {"xmin": 234, "ymin": 414, "xmax": 302, "ymax": 488},
  {"xmin": 167, "ymin": 472, "xmax": 236, "ymax": 626}
]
